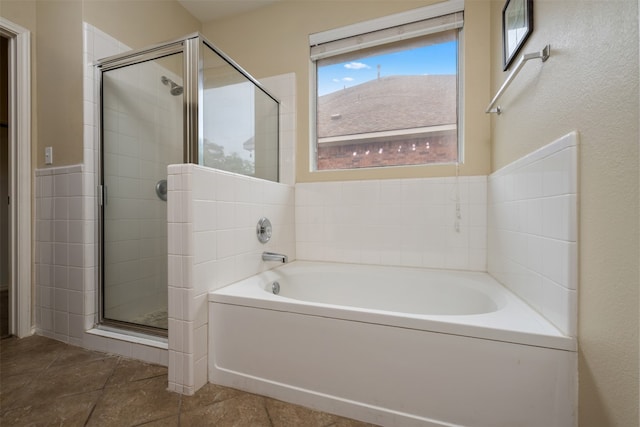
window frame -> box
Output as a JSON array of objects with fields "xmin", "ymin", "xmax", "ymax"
[{"xmin": 309, "ymin": 0, "xmax": 465, "ymax": 173}]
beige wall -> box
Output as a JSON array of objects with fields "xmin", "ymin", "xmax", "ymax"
[
  {"xmin": 36, "ymin": 1, "xmax": 84, "ymax": 167},
  {"xmin": 3, "ymin": 0, "xmax": 200, "ymax": 169},
  {"xmin": 82, "ymin": 0, "xmax": 201, "ymax": 50},
  {"xmin": 1, "ymin": 0, "xmax": 38, "ymax": 170},
  {"xmin": 202, "ymin": 0, "xmax": 492, "ymax": 182},
  {"xmin": 489, "ymin": 1, "xmax": 639, "ymax": 426},
  {"xmin": 0, "ymin": 0, "xmax": 36, "ymax": 31}
]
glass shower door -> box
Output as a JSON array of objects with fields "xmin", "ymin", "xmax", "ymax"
[{"xmin": 100, "ymin": 52, "xmax": 184, "ymax": 334}]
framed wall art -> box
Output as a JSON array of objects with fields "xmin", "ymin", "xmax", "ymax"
[{"xmin": 502, "ymin": 0, "xmax": 533, "ymax": 70}]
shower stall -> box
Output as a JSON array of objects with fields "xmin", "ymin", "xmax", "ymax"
[{"xmin": 95, "ymin": 34, "xmax": 279, "ymax": 336}]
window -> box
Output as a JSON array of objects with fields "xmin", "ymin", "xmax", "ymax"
[{"xmin": 310, "ymin": 5, "xmax": 463, "ymax": 171}]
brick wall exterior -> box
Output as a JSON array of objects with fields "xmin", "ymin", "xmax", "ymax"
[{"xmin": 317, "ymin": 132, "xmax": 457, "ymax": 170}]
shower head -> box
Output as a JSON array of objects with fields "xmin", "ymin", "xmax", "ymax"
[{"xmin": 161, "ymin": 75, "xmax": 183, "ymax": 96}]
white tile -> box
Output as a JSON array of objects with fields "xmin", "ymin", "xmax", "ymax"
[
  {"xmin": 68, "ymin": 197, "xmax": 83, "ymax": 220},
  {"xmin": 168, "ymin": 255, "xmax": 183, "ymax": 288},
  {"xmin": 69, "ymin": 314, "xmax": 85, "ymax": 339},
  {"xmin": 68, "ymin": 220, "xmax": 84, "ymax": 243},
  {"xmin": 541, "ymin": 196, "xmax": 568, "ymax": 240},
  {"xmin": 54, "ymin": 288, "xmax": 68, "ymax": 311},
  {"xmin": 168, "ymin": 287, "xmax": 184, "ymax": 319},
  {"xmin": 68, "ymin": 291, "xmax": 84, "ymax": 315},
  {"xmin": 193, "ymin": 201, "xmax": 217, "ymax": 232},
  {"xmin": 182, "ymin": 256, "xmax": 194, "ymax": 289},
  {"xmin": 542, "ymin": 277, "xmax": 577, "ymax": 336},
  {"xmin": 54, "ymin": 311, "xmax": 69, "ymax": 336},
  {"xmin": 84, "ymin": 291, "xmax": 96, "ymax": 317},
  {"xmin": 216, "ymin": 202, "xmax": 235, "ymax": 230},
  {"xmin": 541, "ymin": 238, "xmax": 568, "ymax": 288},
  {"xmin": 68, "ymin": 267, "xmax": 83, "ymax": 291},
  {"xmin": 68, "ymin": 244, "xmax": 84, "ymax": 268},
  {"xmin": 54, "ymin": 174, "xmax": 69, "ymax": 197},
  {"xmin": 54, "ymin": 198, "xmax": 69, "ymax": 221},
  {"xmin": 68, "ymin": 173, "xmax": 83, "ymax": 197},
  {"xmin": 53, "ymin": 220, "xmax": 68, "ymax": 244},
  {"xmin": 468, "ymin": 178, "xmax": 487, "ymax": 205},
  {"xmin": 168, "ymin": 319, "xmax": 183, "ymax": 352},
  {"xmin": 194, "ymin": 356, "xmax": 208, "ymax": 392},
  {"xmin": 54, "ymin": 243, "xmax": 69, "ymax": 266}
]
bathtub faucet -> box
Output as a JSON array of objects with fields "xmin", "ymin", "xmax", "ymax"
[{"xmin": 262, "ymin": 251, "xmax": 288, "ymax": 263}]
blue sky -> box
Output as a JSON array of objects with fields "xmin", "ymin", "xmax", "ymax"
[{"xmin": 318, "ymin": 40, "xmax": 457, "ymax": 96}]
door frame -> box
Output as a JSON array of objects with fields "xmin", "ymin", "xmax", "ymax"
[{"xmin": 0, "ymin": 17, "xmax": 32, "ymax": 338}]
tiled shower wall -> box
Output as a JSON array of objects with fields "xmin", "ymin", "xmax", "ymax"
[
  {"xmin": 295, "ymin": 176, "xmax": 487, "ymax": 271},
  {"xmin": 488, "ymin": 132, "xmax": 578, "ymax": 336},
  {"xmin": 167, "ymin": 165, "xmax": 295, "ymax": 395}
]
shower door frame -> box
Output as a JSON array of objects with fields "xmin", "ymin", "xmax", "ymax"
[
  {"xmin": 95, "ymin": 33, "xmax": 280, "ymax": 337},
  {"xmin": 95, "ymin": 36, "xmax": 199, "ymax": 337}
]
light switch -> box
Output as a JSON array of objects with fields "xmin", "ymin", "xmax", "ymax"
[{"xmin": 45, "ymin": 147, "xmax": 53, "ymax": 165}]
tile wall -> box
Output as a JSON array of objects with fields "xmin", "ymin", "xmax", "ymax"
[
  {"xmin": 167, "ymin": 165, "xmax": 295, "ymax": 394},
  {"xmin": 35, "ymin": 165, "xmax": 93, "ymax": 345},
  {"xmin": 488, "ymin": 132, "xmax": 578, "ymax": 336},
  {"xmin": 296, "ymin": 176, "xmax": 487, "ymax": 271}
]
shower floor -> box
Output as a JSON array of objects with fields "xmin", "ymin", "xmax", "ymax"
[{"xmin": 131, "ymin": 309, "xmax": 168, "ymax": 330}]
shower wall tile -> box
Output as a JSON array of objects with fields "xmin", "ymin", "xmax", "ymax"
[
  {"xmin": 296, "ymin": 176, "xmax": 487, "ymax": 272},
  {"xmin": 168, "ymin": 164, "xmax": 295, "ymax": 394},
  {"xmin": 488, "ymin": 131, "xmax": 578, "ymax": 336}
]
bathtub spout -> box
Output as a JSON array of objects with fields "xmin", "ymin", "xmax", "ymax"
[{"xmin": 262, "ymin": 252, "xmax": 288, "ymax": 263}]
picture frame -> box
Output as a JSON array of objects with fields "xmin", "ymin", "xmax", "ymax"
[{"xmin": 502, "ymin": 0, "xmax": 533, "ymax": 71}]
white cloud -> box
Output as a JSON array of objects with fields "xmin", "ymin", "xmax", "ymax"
[
  {"xmin": 342, "ymin": 77, "xmax": 354, "ymax": 82},
  {"xmin": 332, "ymin": 78, "xmax": 341, "ymax": 82},
  {"xmin": 344, "ymin": 62, "xmax": 370, "ymax": 70}
]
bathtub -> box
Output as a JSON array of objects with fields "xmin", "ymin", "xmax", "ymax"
[{"xmin": 208, "ymin": 261, "xmax": 577, "ymax": 427}]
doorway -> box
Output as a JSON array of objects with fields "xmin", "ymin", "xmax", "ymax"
[
  {"xmin": 98, "ymin": 49, "xmax": 185, "ymax": 336},
  {"xmin": 1, "ymin": 35, "xmax": 8, "ymax": 338},
  {"xmin": 0, "ymin": 17, "xmax": 32, "ymax": 339}
]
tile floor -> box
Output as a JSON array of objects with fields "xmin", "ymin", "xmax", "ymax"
[{"xmin": 0, "ymin": 335, "xmax": 377, "ymax": 426}]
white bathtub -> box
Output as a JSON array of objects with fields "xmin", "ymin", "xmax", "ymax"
[{"xmin": 208, "ymin": 261, "xmax": 577, "ymax": 427}]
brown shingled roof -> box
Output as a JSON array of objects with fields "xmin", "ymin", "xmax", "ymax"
[{"xmin": 317, "ymin": 75, "xmax": 457, "ymax": 138}]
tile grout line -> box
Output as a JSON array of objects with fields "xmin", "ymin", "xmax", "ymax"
[{"xmin": 82, "ymin": 355, "xmax": 123, "ymax": 426}]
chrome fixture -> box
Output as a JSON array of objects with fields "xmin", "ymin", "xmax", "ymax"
[
  {"xmin": 271, "ymin": 281, "xmax": 280, "ymax": 295},
  {"xmin": 262, "ymin": 252, "xmax": 288, "ymax": 263},
  {"xmin": 155, "ymin": 179, "xmax": 167, "ymax": 201},
  {"xmin": 256, "ymin": 217, "xmax": 272, "ymax": 243},
  {"xmin": 486, "ymin": 44, "xmax": 551, "ymax": 114},
  {"xmin": 161, "ymin": 75, "xmax": 183, "ymax": 96}
]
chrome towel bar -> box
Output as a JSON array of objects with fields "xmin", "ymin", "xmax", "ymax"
[{"xmin": 486, "ymin": 44, "xmax": 551, "ymax": 115}]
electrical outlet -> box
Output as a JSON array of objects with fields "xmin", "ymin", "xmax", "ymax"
[{"xmin": 45, "ymin": 147, "xmax": 53, "ymax": 165}]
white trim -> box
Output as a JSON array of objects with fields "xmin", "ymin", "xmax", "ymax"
[
  {"xmin": 310, "ymin": 13, "xmax": 463, "ymax": 62},
  {"xmin": 309, "ymin": 0, "xmax": 464, "ymax": 46},
  {"xmin": 1, "ymin": 18, "xmax": 33, "ymax": 338}
]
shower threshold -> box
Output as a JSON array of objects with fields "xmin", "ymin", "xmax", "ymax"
[
  {"xmin": 99, "ymin": 316, "xmax": 168, "ymax": 339},
  {"xmin": 90, "ymin": 324, "xmax": 168, "ymax": 348}
]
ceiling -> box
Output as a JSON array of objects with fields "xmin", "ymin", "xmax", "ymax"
[{"xmin": 178, "ymin": 0, "xmax": 280, "ymax": 23}]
